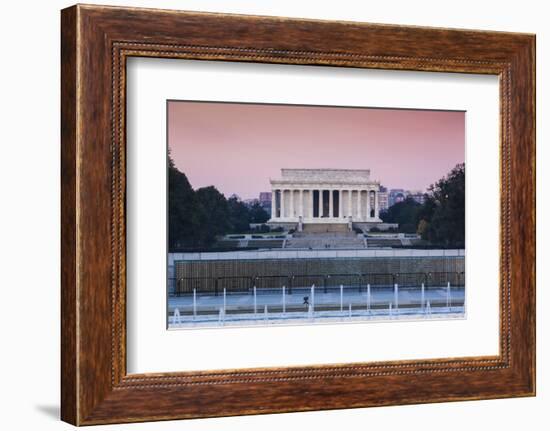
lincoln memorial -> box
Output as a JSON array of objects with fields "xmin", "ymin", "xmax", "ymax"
[{"xmin": 268, "ymin": 169, "xmax": 382, "ymax": 229}]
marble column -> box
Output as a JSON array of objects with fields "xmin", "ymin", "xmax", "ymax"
[
  {"xmin": 319, "ymin": 189, "xmax": 324, "ymax": 218},
  {"xmin": 348, "ymin": 190, "xmax": 352, "ymax": 219},
  {"xmin": 329, "ymin": 189, "xmax": 334, "ymax": 218},
  {"xmin": 357, "ymin": 190, "xmax": 362, "ymax": 220},
  {"xmin": 310, "ymin": 189, "xmax": 314, "ymax": 219},
  {"xmin": 366, "ymin": 190, "xmax": 371, "ymax": 219},
  {"xmin": 338, "ymin": 190, "xmax": 343, "ymax": 218},
  {"xmin": 299, "ymin": 189, "xmax": 304, "ymax": 217},
  {"xmin": 289, "ymin": 189, "xmax": 294, "ymax": 218},
  {"xmin": 375, "ymin": 191, "xmax": 379, "ymax": 219}
]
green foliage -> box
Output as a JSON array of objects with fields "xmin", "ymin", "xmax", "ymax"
[
  {"xmin": 416, "ymin": 219, "xmax": 429, "ymax": 237},
  {"xmin": 380, "ymin": 163, "xmax": 465, "ymax": 247},
  {"xmin": 420, "ymin": 163, "xmax": 465, "ymax": 248},
  {"xmin": 168, "ymin": 157, "xmax": 205, "ymax": 249},
  {"xmin": 168, "ymin": 155, "xmax": 274, "ymax": 251},
  {"xmin": 400, "ymin": 223, "xmax": 417, "ymax": 234},
  {"xmin": 195, "ymin": 187, "xmax": 231, "ymax": 244},
  {"xmin": 227, "ymin": 196, "xmax": 251, "ymax": 233},
  {"xmin": 168, "ymin": 152, "xmax": 464, "ymax": 250},
  {"xmin": 381, "ymin": 197, "xmax": 421, "ymax": 232},
  {"xmin": 249, "ymin": 202, "xmax": 270, "ymax": 223},
  {"xmin": 416, "ymin": 195, "xmax": 437, "ymax": 223}
]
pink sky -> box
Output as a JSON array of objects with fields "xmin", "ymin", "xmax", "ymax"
[{"xmin": 168, "ymin": 101, "xmax": 464, "ymax": 200}]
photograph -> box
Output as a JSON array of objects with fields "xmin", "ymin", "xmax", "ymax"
[{"xmin": 167, "ymin": 101, "xmax": 466, "ymax": 329}]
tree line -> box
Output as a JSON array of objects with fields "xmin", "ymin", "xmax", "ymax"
[
  {"xmin": 380, "ymin": 163, "xmax": 466, "ymax": 248},
  {"xmin": 380, "ymin": 163, "xmax": 465, "ymax": 248},
  {"xmin": 169, "ymin": 156, "xmax": 465, "ymax": 250},
  {"xmin": 168, "ymin": 156, "xmax": 270, "ymax": 251}
]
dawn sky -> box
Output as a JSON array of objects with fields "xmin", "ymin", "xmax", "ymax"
[{"xmin": 168, "ymin": 101, "xmax": 465, "ymax": 200}]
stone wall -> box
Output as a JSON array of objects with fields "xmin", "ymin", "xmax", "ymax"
[{"xmin": 175, "ymin": 256, "xmax": 464, "ymax": 291}]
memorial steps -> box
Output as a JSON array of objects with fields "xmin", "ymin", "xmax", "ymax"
[
  {"xmin": 301, "ymin": 223, "xmax": 350, "ymax": 234},
  {"xmin": 284, "ymin": 230, "xmax": 366, "ymax": 249}
]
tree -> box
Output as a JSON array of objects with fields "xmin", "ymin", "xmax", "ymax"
[
  {"xmin": 249, "ymin": 202, "xmax": 270, "ymax": 223},
  {"xmin": 421, "ymin": 163, "xmax": 465, "ymax": 247},
  {"xmin": 414, "ymin": 195, "xmax": 436, "ymax": 237},
  {"xmin": 168, "ymin": 153, "xmax": 260, "ymax": 250},
  {"xmin": 226, "ymin": 196, "xmax": 251, "ymax": 233},
  {"xmin": 195, "ymin": 186, "xmax": 231, "ymax": 242},
  {"xmin": 381, "ymin": 197, "xmax": 421, "ymax": 233},
  {"xmin": 168, "ymin": 155, "xmax": 205, "ymax": 249},
  {"xmin": 416, "ymin": 195, "xmax": 437, "ymax": 225},
  {"xmin": 416, "ymin": 219, "xmax": 429, "ymax": 237},
  {"xmin": 379, "ymin": 163, "xmax": 465, "ymax": 247}
]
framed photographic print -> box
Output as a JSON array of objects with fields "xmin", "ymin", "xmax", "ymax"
[{"xmin": 61, "ymin": 4, "xmax": 535, "ymax": 425}]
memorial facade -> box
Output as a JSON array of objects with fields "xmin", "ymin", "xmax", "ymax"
[{"xmin": 268, "ymin": 169, "xmax": 382, "ymax": 226}]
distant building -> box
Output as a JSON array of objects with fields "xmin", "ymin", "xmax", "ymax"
[
  {"xmin": 388, "ymin": 189, "xmax": 407, "ymax": 207},
  {"xmin": 259, "ymin": 192, "xmax": 272, "ymax": 205},
  {"xmin": 378, "ymin": 186, "xmax": 389, "ymax": 211},
  {"xmin": 388, "ymin": 188, "xmax": 426, "ymax": 207},
  {"xmin": 242, "ymin": 193, "xmax": 273, "ymax": 215},
  {"xmin": 408, "ymin": 191, "xmax": 426, "ymax": 205},
  {"xmin": 258, "ymin": 192, "xmax": 272, "ymax": 215}
]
